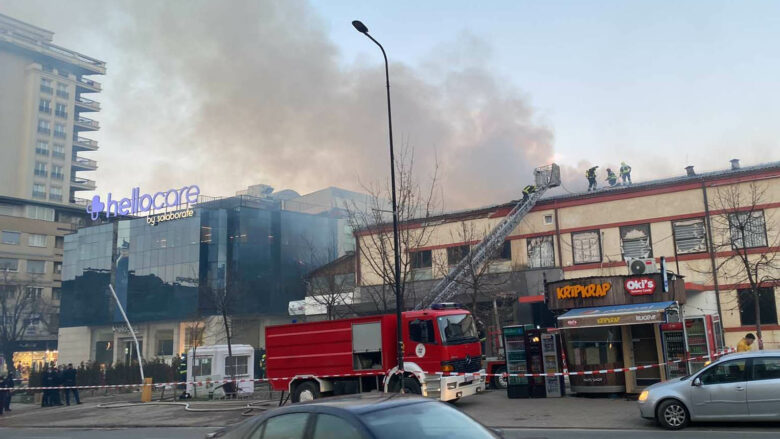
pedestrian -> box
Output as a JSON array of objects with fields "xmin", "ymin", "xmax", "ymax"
[
  {"xmin": 605, "ymin": 168, "xmax": 618, "ymax": 187},
  {"xmin": 522, "ymin": 184, "xmax": 536, "ymax": 202},
  {"xmin": 41, "ymin": 367, "xmax": 54, "ymax": 407},
  {"xmin": 620, "ymin": 162, "xmax": 632, "ymax": 185},
  {"xmin": 585, "ymin": 166, "xmax": 599, "ymax": 191},
  {"xmin": 62, "ymin": 363, "xmax": 80, "ymax": 405},
  {"xmin": 737, "ymin": 333, "xmax": 756, "ymax": 352},
  {"xmin": 53, "ymin": 366, "xmax": 64, "ymax": 406},
  {"xmin": 1, "ymin": 372, "xmax": 13, "ymax": 413}
]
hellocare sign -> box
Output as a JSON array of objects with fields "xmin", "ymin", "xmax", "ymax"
[{"xmin": 87, "ymin": 185, "xmax": 200, "ymax": 225}]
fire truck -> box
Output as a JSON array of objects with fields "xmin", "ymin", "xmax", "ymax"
[{"xmin": 267, "ymin": 164, "xmax": 560, "ymax": 403}]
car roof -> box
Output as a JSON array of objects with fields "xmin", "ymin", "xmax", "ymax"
[
  {"xmin": 293, "ymin": 393, "xmax": 433, "ymax": 414},
  {"xmin": 716, "ymin": 350, "xmax": 780, "ymax": 361}
]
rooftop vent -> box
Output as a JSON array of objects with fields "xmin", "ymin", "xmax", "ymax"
[
  {"xmin": 730, "ymin": 159, "xmax": 740, "ymax": 170},
  {"xmin": 685, "ymin": 166, "xmax": 696, "ymax": 176}
]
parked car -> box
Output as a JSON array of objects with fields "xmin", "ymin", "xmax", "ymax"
[
  {"xmin": 638, "ymin": 350, "xmax": 780, "ymax": 429},
  {"xmin": 206, "ymin": 393, "xmax": 502, "ymax": 439}
]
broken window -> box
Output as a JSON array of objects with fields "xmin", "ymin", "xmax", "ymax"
[
  {"xmin": 490, "ymin": 241, "xmax": 512, "ymax": 261},
  {"xmin": 527, "ymin": 236, "xmax": 554, "ymax": 268},
  {"xmin": 620, "ymin": 224, "xmax": 652, "ymax": 260},
  {"xmin": 673, "ymin": 219, "xmax": 707, "ymax": 254},
  {"xmin": 729, "ymin": 211, "xmax": 767, "ymax": 249},
  {"xmin": 572, "ymin": 230, "xmax": 601, "ymax": 264}
]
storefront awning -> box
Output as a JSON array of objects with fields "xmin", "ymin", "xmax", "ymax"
[{"xmin": 557, "ymin": 301, "xmax": 677, "ymax": 329}]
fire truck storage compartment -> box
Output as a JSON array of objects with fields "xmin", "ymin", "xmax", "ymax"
[{"xmin": 352, "ymin": 322, "xmax": 383, "ymax": 370}]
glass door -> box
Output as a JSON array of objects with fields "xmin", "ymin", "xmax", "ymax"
[{"xmin": 686, "ymin": 317, "xmax": 709, "ymax": 373}]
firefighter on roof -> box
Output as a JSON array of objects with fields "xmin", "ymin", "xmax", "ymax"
[
  {"xmin": 522, "ymin": 184, "xmax": 536, "ymax": 202},
  {"xmin": 605, "ymin": 168, "xmax": 618, "ymax": 187},
  {"xmin": 620, "ymin": 162, "xmax": 632, "ymax": 185},
  {"xmin": 585, "ymin": 166, "xmax": 598, "ymax": 191}
]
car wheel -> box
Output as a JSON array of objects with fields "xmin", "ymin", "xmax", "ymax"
[
  {"xmin": 390, "ymin": 376, "xmax": 422, "ymax": 394},
  {"xmin": 292, "ymin": 381, "xmax": 320, "ymax": 403},
  {"xmin": 656, "ymin": 399, "xmax": 689, "ymax": 430},
  {"xmin": 491, "ymin": 366, "xmax": 507, "ymax": 390}
]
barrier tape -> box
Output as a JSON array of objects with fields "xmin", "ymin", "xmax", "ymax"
[{"xmin": 3, "ymin": 349, "xmax": 735, "ymax": 392}]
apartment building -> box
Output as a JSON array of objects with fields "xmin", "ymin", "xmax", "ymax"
[
  {"xmin": 0, "ymin": 13, "xmax": 103, "ymax": 374},
  {"xmin": 355, "ymin": 161, "xmax": 780, "ymax": 350}
]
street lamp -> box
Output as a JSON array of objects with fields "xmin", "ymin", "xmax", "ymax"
[{"xmin": 352, "ymin": 20, "xmax": 405, "ymax": 390}]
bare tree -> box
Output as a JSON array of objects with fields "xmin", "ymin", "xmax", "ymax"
[
  {"xmin": 200, "ymin": 281, "xmax": 240, "ymax": 393},
  {"xmin": 348, "ymin": 144, "xmax": 442, "ymax": 313},
  {"xmin": 708, "ymin": 181, "xmax": 779, "ymax": 349},
  {"xmin": 0, "ymin": 268, "xmax": 55, "ymax": 375},
  {"xmin": 183, "ymin": 319, "xmax": 206, "ymax": 397}
]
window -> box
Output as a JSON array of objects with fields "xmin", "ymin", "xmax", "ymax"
[
  {"xmin": 2, "ymin": 231, "xmax": 21, "ymax": 245},
  {"xmin": 446, "ymin": 245, "xmax": 470, "ymax": 266},
  {"xmin": 0, "ymin": 258, "xmax": 19, "ymax": 272},
  {"xmin": 53, "ymin": 123, "xmax": 66, "ymax": 138},
  {"xmin": 737, "ymin": 287, "xmax": 778, "ymax": 326},
  {"xmin": 28, "ymin": 234, "xmax": 47, "ymax": 247},
  {"xmin": 32, "ymin": 183, "xmax": 47, "ymax": 199},
  {"xmin": 409, "ymin": 319, "xmax": 436, "ymax": 344},
  {"xmin": 699, "ymin": 359, "xmax": 747, "ymax": 385},
  {"xmin": 673, "ymin": 218, "xmax": 707, "ymax": 254},
  {"xmin": 225, "ymin": 355, "xmax": 249, "ymax": 376},
  {"xmin": 26, "ymin": 287, "xmax": 43, "ymax": 299},
  {"xmin": 39, "ymin": 98, "xmax": 51, "ymax": 113},
  {"xmin": 56, "ymin": 82, "xmax": 68, "ymax": 98},
  {"xmin": 27, "ymin": 260, "xmax": 46, "ymax": 274},
  {"xmin": 620, "ymin": 224, "xmax": 652, "ymax": 259},
  {"xmin": 185, "ymin": 326, "xmax": 204, "ymax": 350},
  {"xmin": 156, "ymin": 330, "xmax": 174, "ymax": 356},
  {"xmin": 490, "ymin": 241, "xmax": 512, "ymax": 261},
  {"xmin": 259, "ymin": 413, "xmax": 309, "ymax": 439},
  {"xmin": 192, "ymin": 356, "xmax": 212, "ymax": 376},
  {"xmin": 729, "ymin": 211, "xmax": 767, "ymax": 249},
  {"xmin": 544, "ymin": 214, "xmax": 554, "ymax": 225},
  {"xmin": 410, "ymin": 250, "xmax": 432, "ymax": 269},
  {"xmin": 40, "ymin": 78, "xmax": 53, "ymax": 94},
  {"xmin": 53, "ymin": 261, "xmax": 62, "ymax": 274},
  {"xmin": 52, "ymin": 143, "xmax": 65, "ymax": 159},
  {"xmin": 55, "ymin": 236, "xmax": 64, "ymax": 249},
  {"xmin": 49, "ymin": 186, "xmax": 62, "ymax": 201},
  {"xmin": 35, "ymin": 140, "xmax": 49, "ymax": 155},
  {"xmin": 51, "ymin": 165, "xmax": 64, "ymax": 180},
  {"xmin": 37, "ymin": 119, "xmax": 50, "ymax": 134},
  {"xmin": 527, "ymin": 236, "xmax": 554, "ymax": 268},
  {"xmin": 312, "ymin": 414, "xmax": 363, "ymax": 439},
  {"xmin": 55, "ymin": 102, "xmax": 68, "ymax": 118},
  {"xmin": 25, "ymin": 205, "xmax": 55, "ymax": 221},
  {"xmin": 572, "ymin": 230, "xmax": 601, "ymax": 264},
  {"xmin": 34, "ymin": 161, "xmax": 48, "ymax": 177},
  {"xmin": 751, "ymin": 357, "xmax": 780, "ymax": 381},
  {"xmin": 52, "ymin": 287, "xmax": 62, "ymax": 301}
]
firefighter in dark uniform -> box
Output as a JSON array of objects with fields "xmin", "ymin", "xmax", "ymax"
[{"xmin": 586, "ymin": 166, "xmax": 598, "ymax": 191}]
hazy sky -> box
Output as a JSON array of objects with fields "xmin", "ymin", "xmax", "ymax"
[{"xmin": 3, "ymin": 0, "xmax": 779, "ymax": 209}]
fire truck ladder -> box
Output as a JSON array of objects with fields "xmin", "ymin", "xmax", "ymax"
[{"xmin": 414, "ymin": 163, "xmax": 561, "ymax": 310}]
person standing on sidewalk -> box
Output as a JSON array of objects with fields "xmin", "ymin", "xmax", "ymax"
[
  {"xmin": 1, "ymin": 372, "xmax": 13, "ymax": 413},
  {"xmin": 62, "ymin": 363, "xmax": 80, "ymax": 405}
]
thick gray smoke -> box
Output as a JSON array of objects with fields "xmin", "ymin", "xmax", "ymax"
[{"xmin": 2, "ymin": 0, "xmax": 555, "ymax": 209}]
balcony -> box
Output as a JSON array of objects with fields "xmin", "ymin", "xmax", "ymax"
[
  {"xmin": 71, "ymin": 154, "xmax": 98, "ymax": 170},
  {"xmin": 74, "ymin": 116, "xmax": 99, "ymax": 131},
  {"xmin": 76, "ymin": 76, "xmax": 101, "ymax": 92},
  {"xmin": 70, "ymin": 176, "xmax": 96, "ymax": 191},
  {"xmin": 71, "ymin": 197, "xmax": 91, "ymax": 207},
  {"xmin": 74, "ymin": 96, "xmax": 100, "ymax": 112},
  {"xmin": 72, "ymin": 136, "xmax": 98, "ymax": 151}
]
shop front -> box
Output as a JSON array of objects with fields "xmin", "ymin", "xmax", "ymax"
[{"xmin": 546, "ymin": 273, "xmax": 718, "ymax": 394}]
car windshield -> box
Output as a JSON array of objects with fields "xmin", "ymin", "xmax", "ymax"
[
  {"xmin": 361, "ymin": 401, "xmax": 497, "ymax": 439},
  {"xmin": 437, "ymin": 314, "xmax": 479, "ymax": 345}
]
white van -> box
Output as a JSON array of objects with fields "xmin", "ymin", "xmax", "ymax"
[{"xmin": 186, "ymin": 344, "xmax": 255, "ymax": 396}]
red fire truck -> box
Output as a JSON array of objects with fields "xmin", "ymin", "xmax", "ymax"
[{"xmin": 266, "ymin": 305, "xmax": 485, "ymax": 402}]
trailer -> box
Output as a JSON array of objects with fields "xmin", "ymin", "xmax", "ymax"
[{"xmin": 186, "ymin": 344, "xmax": 255, "ymax": 397}]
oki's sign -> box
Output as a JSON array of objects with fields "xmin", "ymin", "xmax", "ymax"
[
  {"xmin": 625, "ymin": 277, "xmax": 656, "ymax": 296},
  {"xmin": 87, "ymin": 185, "xmax": 200, "ymax": 221}
]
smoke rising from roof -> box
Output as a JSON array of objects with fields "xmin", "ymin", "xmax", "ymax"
[{"xmin": 3, "ymin": 0, "xmax": 555, "ymax": 209}]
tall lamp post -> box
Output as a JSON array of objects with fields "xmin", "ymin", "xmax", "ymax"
[{"xmin": 352, "ymin": 20, "xmax": 405, "ymax": 390}]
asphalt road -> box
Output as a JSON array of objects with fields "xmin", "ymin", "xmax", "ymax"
[{"xmin": 3, "ymin": 426, "xmax": 780, "ymax": 439}]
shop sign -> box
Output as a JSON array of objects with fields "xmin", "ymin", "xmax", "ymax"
[
  {"xmin": 560, "ymin": 311, "xmax": 665, "ymax": 328},
  {"xmin": 625, "ymin": 277, "xmax": 656, "ymax": 296},
  {"xmin": 556, "ymin": 282, "xmax": 611, "ymax": 300},
  {"xmin": 87, "ymin": 185, "xmax": 200, "ymax": 220}
]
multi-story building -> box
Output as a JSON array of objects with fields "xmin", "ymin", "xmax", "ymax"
[
  {"xmin": 0, "ymin": 13, "xmax": 103, "ymax": 374},
  {"xmin": 354, "ymin": 160, "xmax": 780, "ymax": 351}
]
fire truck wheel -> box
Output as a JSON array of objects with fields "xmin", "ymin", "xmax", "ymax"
[
  {"xmin": 292, "ymin": 381, "xmax": 320, "ymax": 403},
  {"xmin": 390, "ymin": 376, "xmax": 422, "ymax": 395},
  {"xmin": 491, "ymin": 366, "xmax": 507, "ymax": 389}
]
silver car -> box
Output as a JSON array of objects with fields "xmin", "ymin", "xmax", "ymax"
[{"xmin": 638, "ymin": 350, "xmax": 780, "ymax": 429}]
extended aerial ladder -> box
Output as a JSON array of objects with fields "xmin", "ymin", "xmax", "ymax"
[{"xmin": 414, "ymin": 163, "xmax": 561, "ymax": 310}]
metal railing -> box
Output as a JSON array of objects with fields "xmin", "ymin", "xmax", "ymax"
[
  {"xmin": 72, "ymin": 154, "xmax": 98, "ymax": 168},
  {"xmin": 0, "ymin": 28, "xmax": 106, "ymax": 70},
  {"xmin": 76, "ymin": 77, "xmax": 102, "ymax": 91},
  {"xmin": 75, "ymin": 96, "xmax": 100, "ymax": 110},
  {"xmin": 72, "ymin": 136, "xmax": 98, "ymax": 149},
  {"xmin": 71, "ymin": 197, "xmax": 91, "ymax": 207},
  {"xmin": 75, "ymin": 116, "xmax": 99, "ymax": 129},
  {"xmin": 71, "ymin": 177, "xmax": 96, "ymax": 189}
]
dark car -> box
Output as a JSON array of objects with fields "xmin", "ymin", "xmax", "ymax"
[{"xmin": 206, "ymin": 393, "xmax": 501, "ymax": 439}]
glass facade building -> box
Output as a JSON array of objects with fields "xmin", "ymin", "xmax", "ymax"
[{"xmin": 60, "ymin": 196, "xmax": 345, "ymax": 329}]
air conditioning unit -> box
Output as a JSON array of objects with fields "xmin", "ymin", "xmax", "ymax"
[{"xmin": 627, "ymin": 258, "xmax": 658, "ymax": 275}]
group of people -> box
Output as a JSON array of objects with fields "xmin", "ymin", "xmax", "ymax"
[
  {"xmin": 586, "ymin": 162, "xmax": 632, "ymax": 191},
  {"xmin": 0, "ymin": 373, "xmax": 13, "ymax": 415},
  {"xmin": 40, "ymin": 363, "xmax": 81, "ymax": 407}
]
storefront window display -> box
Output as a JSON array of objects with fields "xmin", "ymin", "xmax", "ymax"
[{"xmin": 564, "ymin": 327, "xmax": 625, "ymax": 393}]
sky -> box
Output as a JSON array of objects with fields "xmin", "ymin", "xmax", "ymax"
[{"xmin": 2, "ymin": 0, "xmax": 779, "ymax": 209}]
